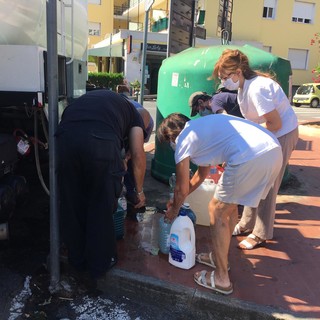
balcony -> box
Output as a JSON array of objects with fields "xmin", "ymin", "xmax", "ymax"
[
  {"xmin": 151, "ymin": 17, "xmax": 168, "ymax": 32},
  {"xmin": 114, "ymin": 0, "xmax": 143, "ymax": 16},
  {"xmin": 114, "ymin": 3, "xmax": 129, "ymax": 16}
]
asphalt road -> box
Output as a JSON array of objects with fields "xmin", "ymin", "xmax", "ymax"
[{"xmin": 292, "ymin": 104, "xmax": 320, "ymax": 123}]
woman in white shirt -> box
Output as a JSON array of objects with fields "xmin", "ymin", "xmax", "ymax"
[
  {"xmin": 157, "ymin": 113, "xmax": 282, "ymax": 294},
  {"xmin": 212, "ymin": 49, "xmax": 299, "ymax": 250}
]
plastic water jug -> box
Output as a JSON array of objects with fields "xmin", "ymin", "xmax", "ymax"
[
  {"xmin": 158, "ymin": 216, "xmax": 172, "ymax": 254},
  {"xmin": 185, "ymin": 179, "xmax": 217, "ymax": 226},
  {"xmin": 180, "ymin": 203, "xmax": 196, "ymax": 226},
  {"xmin": 169, "ymin": 208, "xmax": 195, "ymax": 269}
]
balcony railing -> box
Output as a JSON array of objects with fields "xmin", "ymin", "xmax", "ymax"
[
  {"xmin": 114, "ymin": 0, "xmax": 144, "ymax": 16},
  {"xmin": 151, "ymin": 17, "xmax": 168, "ymax": 32},
  {"xmin": 129, "ymin": 0, "xmax": 143, "ymax": 8},
  {"xmin": 114, "ymin": 4, "xmax": 129, "ymax": 16}
]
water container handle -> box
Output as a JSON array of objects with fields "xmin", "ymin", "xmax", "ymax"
[{"xmin": 190, "ymin": 226, "xmax": 195, "ymax": 247}]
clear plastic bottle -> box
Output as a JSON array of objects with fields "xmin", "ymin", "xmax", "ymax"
[
  {"xmin": 168, "ymin": 173, "xmax": 176, "ymax": 200},
  {"xmin": 158, "ymin": 216, "xmax": 172, "ymax": 254},
  {"xmin": 206, "ymin": 166, "xmax": 216, "ymax": 180},
  {"xmin": 206, "ymin": 165, "xmax": 221, "ymax": 184},
  {"xmin": 118, "ymin": 185, "xmax": 127, "ymax": 216}
]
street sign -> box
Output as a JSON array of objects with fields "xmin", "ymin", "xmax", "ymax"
[
  {"xmin": 145, "ymin": 0, "xmax": 155, "ymax": 12},
  {"xmin": 196, "ymin": 25, "xmax": 206, "ymax": 40}
]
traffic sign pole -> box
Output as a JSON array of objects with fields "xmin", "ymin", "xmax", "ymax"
[{"xmin": 139, "ymin": 0, "xmax": 155, "ymax": 105}]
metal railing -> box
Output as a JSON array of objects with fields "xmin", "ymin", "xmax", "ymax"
[
  {"xmin": 114, "ymin": 3, "xmax": 129, "ymax": 16},
  {"xmin": 129, "ymin": 0, "xmax": 143, "ymax": 8},
  {"xmin": 114, "ymin": 0, "xmax": 143, "ymax": 16}
]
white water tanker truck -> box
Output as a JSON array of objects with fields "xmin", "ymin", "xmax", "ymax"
[{"xmin": 0, "ymin": 0, "xmax": 88, "ymax": 238}]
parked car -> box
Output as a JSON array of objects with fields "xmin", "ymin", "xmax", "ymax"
[{"xmin": 292, "ymin": 83, "xmax": 320, "ymax": 108}]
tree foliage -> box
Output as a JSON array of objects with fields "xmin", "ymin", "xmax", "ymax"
[
  {"xmin": 88, "ymin": 72, "xmax": 124, "ymax": 90},
  {"xmin": 310, "ymin": 33, "xmax": 320, "ymax": 82}
]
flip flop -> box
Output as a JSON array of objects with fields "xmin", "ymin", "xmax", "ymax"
[
  {"xmin": 237, "ymin": 233, "xmax": 266, "ymax": 250},
  {"xmin": 196, "ymin": 252, "xmax": 231, "ymax": 271},
  {"xmin": 194, "ymin": 270, "xmax": 233, "ymax": 295},
  {"xmin": 232, "ymin": 223, "xmax": 252, "ymax": 236}
]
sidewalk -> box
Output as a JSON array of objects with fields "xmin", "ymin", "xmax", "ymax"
[{"xmin": 100, "ymin": 123, "xmax": 320, "ymax": 320}]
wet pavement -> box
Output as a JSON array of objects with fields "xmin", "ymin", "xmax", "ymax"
[
  {"xmin": 0, "ymin": 122, "xmax": 319, "ymax": 319},
  {"xmin": 100, "ymin": 123, "xmax": 320, "ymax": 320}
]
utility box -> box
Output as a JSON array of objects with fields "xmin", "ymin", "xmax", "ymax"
[{"xmin": 151, "ymin": 44, "xmax": 292, "ymax": 183}]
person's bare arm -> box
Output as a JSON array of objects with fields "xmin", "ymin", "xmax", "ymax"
[
  {"xmin": 165, "ymin": 157, "xmax": 190, "ymax": 221},
  {"xmin": 189, "ymin": 166, "xmax": 210, "ymax": 193},
  {"xmin": 262, "ymin": 109, "xmax": 282, "ymax": 132},
  {"xmin": 129, "ymin": 126, "xmax": 146, "ymax": 207}
]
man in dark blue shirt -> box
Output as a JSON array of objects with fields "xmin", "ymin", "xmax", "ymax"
[{"xmin": 56, "ymin": 90, "xmax": 146, "ymax": 280}]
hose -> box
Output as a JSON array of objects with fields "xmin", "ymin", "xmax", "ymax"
[
  {"xmin": 40, "ymin": 109, "xmax": 49, "ymax": 143},
  {"xmin": 34, "ymin": 108, "xmax": 50, "ymax": 196}
]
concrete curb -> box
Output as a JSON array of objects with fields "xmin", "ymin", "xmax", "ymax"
[
  {"xmin": 298, "ymin": 122, "xmax": 320, "ymax": 136},
  {"xmin": 99, "ymin": 268, "xmax": 303, "ymax": 320}
]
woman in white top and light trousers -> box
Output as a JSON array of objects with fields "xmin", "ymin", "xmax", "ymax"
[{"xmin": 212, "ymin": 49, "xmax": 299, "ymax": 250}]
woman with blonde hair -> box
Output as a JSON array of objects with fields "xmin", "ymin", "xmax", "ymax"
[{"xmin": 210, "ymin": 49, "xmax": 298, "ymax": 250}]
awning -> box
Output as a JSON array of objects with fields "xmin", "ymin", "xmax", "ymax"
[{"xmin": 88, "ymin": 42, "xmax": 123, "ymax": 57}]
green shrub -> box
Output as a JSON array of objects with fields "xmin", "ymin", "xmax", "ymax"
[
  {"xmin": 88, "ymin": 72, "xmax": 124, "ymax": 90},
  {"xmin": 130, "ymin": 79, "xmax": 141, "ymax": 92}
]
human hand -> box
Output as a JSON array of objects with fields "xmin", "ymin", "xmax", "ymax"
[
  {"xmin": 134, "ymin": 191, "xmax": 146, "ymax": 208},
  {"xmin": 165, "ymin": 200, "xmax": 178, "ymax": 222}
]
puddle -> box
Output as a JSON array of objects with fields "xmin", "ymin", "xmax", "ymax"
[{"xmin": 135, "ymin": 207, "xmax": 162, "ymax": 255}]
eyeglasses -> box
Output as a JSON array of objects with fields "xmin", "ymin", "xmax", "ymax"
[{"xmin": 218, "ymin": 72, "xmax": 234, "ymax": 81}]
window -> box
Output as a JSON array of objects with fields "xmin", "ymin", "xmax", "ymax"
[
  {"xmin": 288, "ymin": 49, "xmax": 308, "ymax": 70},
  {"xmin": 292, "ymin": 1, "xmax": 314, "ymax": 24},
  {"xmin": 262, "ymin": 0, "xmax": 277, "ymax": 19},
  {"xmin": 88, "ymin": 0, "xmax": 101, "ymax": 4},
  {"xmin": 88, "ymin": 22, "xmax": 101, "ymax": 36},
  {"xmin": 262, "ymin": 46, "xmax": 272, "ymax": 53},
  {"xmin": 129, "ymin": 22, "xmax": 143, "ymax": 31}
]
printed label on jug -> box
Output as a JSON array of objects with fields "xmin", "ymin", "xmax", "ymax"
[{"xmin": 169, "ymin": 233, "xmax": 186, "ymax": 262}]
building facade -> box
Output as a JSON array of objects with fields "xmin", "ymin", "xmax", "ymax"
[{"xmin": 88, "ymin": 0, "xmax": 320, "ymax": 93}]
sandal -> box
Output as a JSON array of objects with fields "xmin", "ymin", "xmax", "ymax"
[
  {"xmin": 194, "ymin": 270, "xmax": 233, "ymax": 295},
  {"xmin": 237, "ymin": 233, "xmax": 266, "ymax": 250},
  {"xmin": 232, "ymin": 223, "xmax": 252, "ymax": 236},
  {"xmin": 195, "ymin": 252, "xmax": 230, "ymax": 271}
]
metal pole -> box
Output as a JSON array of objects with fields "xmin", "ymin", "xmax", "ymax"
[
  {"xmin": 139, "ymin": 9, "xmax": 149, "ymax": 105},
  {"xmin": 109, "ymin": 33, "xmax": 112, "ymax": 73},
  {"xmin": 193, "ymin": 0, "xmax": 198, "ymax": 47},
  {"xmin": 46, "ymin": 0, "xmax": 60, "ymax": 290},
  {"xmin": 166, "ymin": 0, "xmax": 172, "ymax": 58}
]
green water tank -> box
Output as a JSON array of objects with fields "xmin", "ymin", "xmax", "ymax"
[{"xmin": 151, "ymin": 44, "xmax": 292, "ymax": 183}]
